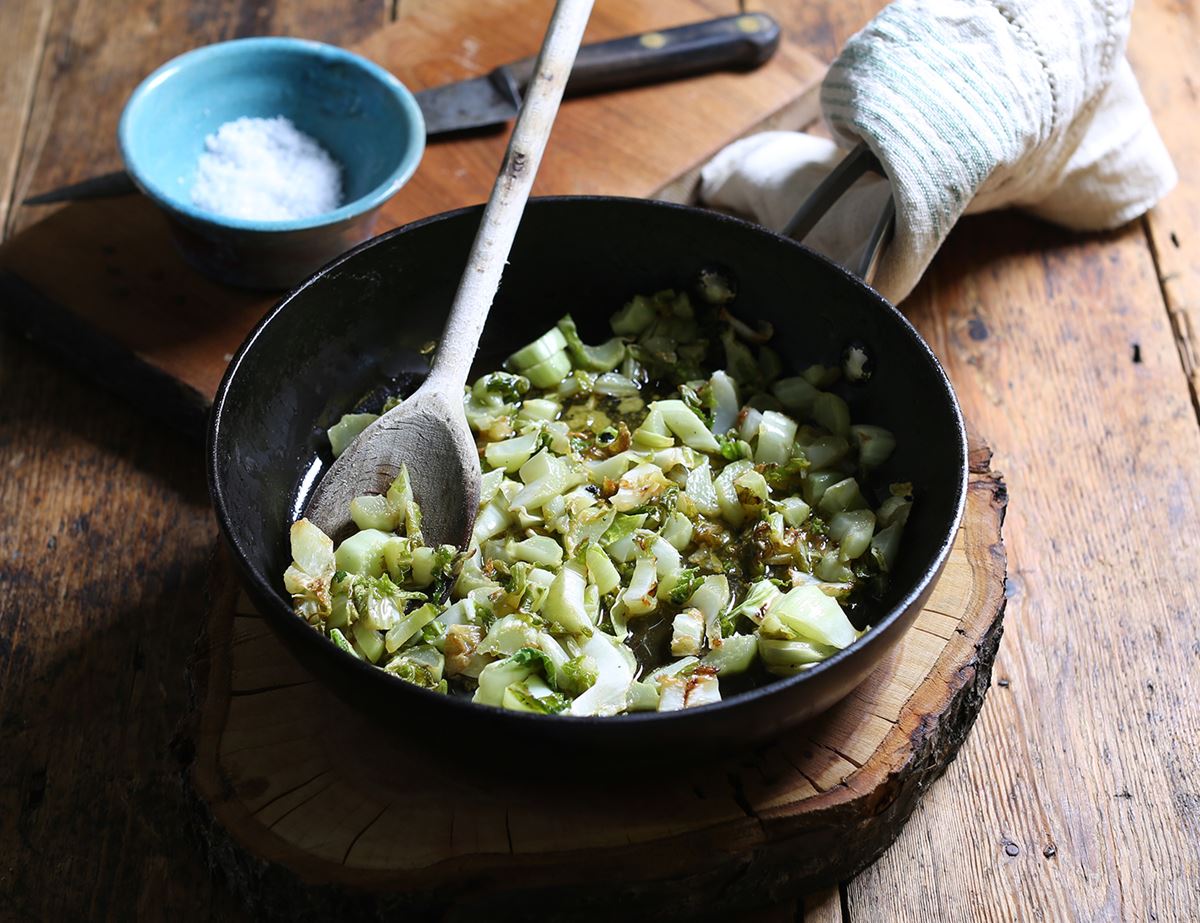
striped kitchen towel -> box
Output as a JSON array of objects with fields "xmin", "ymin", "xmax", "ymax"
[{"xmin": 699, "ymin": 0, "xmax": 1176, "ymax": 303}]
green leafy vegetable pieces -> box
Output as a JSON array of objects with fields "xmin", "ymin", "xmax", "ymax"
[{"xmin": 286, "ymin": 277, "xmax": 912, "ymax": 716}]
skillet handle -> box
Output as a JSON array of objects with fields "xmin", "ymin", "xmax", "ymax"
[{"xmin": 782, "ymin": 141, "xmax": 895, "ymax": 283}]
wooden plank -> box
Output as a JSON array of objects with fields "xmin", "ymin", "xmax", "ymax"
[
  {"xmin": 0, "ymin": 325, "xmax": 252, "ymax": 923},
  {"xmin": 1129, "ymin": 0, "xmax": 1200, "ymax": 419},
  {"xmin": 750, "ymin": 2, "xmax": 1200, "ymax": 919},
  {"xmin": 0, "ymin": 0, "xmax": 50, "ymax": 238},
  {"xmin": 364, "ymin": 0, "xmax": 825, "ymax": 227},
  {"xmin": 0, "ymin": 3, "xmax": 385, "ymax": 921},
  {"xmin": 848, "ymin": 219, "xmax": 1200, "ymax": 922}
]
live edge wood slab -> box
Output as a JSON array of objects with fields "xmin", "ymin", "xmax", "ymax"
[{"xmin": 186, "ymin": 439, "xmax": 1006, "ymax": 921}]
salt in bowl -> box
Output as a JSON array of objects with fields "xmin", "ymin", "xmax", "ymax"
[{"xmin": 118, "ymin": 36, "xmax": 425, "ymax": 290}]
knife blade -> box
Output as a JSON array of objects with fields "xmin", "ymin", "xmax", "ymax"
[{"xmin": 23, "ymin": 13, "xmax": 780, "ymax": 206}]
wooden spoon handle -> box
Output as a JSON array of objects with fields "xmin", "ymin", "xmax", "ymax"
[{"xmin": 425, "ymin": 0, "xmax": 594, "ymax": 393}]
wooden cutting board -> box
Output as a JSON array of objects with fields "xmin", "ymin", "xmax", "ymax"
[
  {"xmin": 187, "ymin": 439, "xmax": 1006, "ymax": 920},
  {"xmin": 0, "ymin": 0, "xmax": 824, "ymax": 435}
]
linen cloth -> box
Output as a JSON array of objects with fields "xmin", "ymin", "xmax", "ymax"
[{"xmin": 699, "ymin": 0, "xmax": 1177, "ymax": 303}]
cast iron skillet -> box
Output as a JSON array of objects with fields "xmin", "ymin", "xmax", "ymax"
[{"xmin": 208, "ymin": 192, "xmax": 968, "ymax": 758}]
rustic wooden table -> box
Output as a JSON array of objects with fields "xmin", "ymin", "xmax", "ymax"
[{"xmin": 2, "ymin": 1, "xmax": 1197, "ymax": 920}]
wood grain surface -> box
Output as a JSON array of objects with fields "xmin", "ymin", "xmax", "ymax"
[
  {"xmin": 0, "ymin": 4, "xmax": 384, "ymax": 920},
  {"xmin": 2, "ymin": 1, "xmax": 1199, "ymax": 921},
  {"xmin": 1130, "ymin": 1, "xmax": 1200, "ymax": 417},
  {"xmin": 807, "ymin": 5, "xmax": 1200, "ymax": 920},
  {"xmin": 0, "ymin": 1, "xmax": 50, "ymax": 234},
  {"xmin": 365, "ymin": 0, "xmax": 825, "ymax": 227},
  {"xmin": 185, "ymin": 454, "xmax": 1004, "ymax": 920}
]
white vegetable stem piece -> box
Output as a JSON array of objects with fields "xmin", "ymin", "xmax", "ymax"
[{"xmin": 304, "ymin": 0, "xmax": 594, "ymax": 547}]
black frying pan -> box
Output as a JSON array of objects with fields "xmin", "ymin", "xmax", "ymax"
[{"xmin": 208, "ymin": 185, "xmax": 967, "ymax": 758}]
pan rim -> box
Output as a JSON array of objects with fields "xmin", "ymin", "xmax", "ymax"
[{"xmin": 207, "ymin": 194, "xmax": 969, "ymax": 731}]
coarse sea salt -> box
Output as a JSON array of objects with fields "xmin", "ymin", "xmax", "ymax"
[{"xmin": 191, "ymin": 116, "xmax": 343, "ymax": 222}]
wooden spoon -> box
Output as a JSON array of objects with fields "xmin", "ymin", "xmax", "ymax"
[{"xmin": 304, "ymin": 0, "xmax": 594, "ymax": 547}]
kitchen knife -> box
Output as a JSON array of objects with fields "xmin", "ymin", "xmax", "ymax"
[
  {"xmin": 23, "ymin": 13, "xmax": 780, "ymax": 206},
  {"xmin": 420, "ymin": 12, "xmax": 780, "ymax": 134}
]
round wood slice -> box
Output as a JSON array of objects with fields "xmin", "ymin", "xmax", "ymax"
[{"xmin": 186, "ymin": 439, "xmax": 1006, "ymax": 921}]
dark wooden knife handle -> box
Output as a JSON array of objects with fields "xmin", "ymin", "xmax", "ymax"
[{"xmin": 504, "ymin": 13, "xmax": 781, "ymax": 96}]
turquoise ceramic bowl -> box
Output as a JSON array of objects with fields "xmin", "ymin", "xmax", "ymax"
[{"xmin": 119, "ymin": 37, "xmax": 425, "ymax": 290}]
